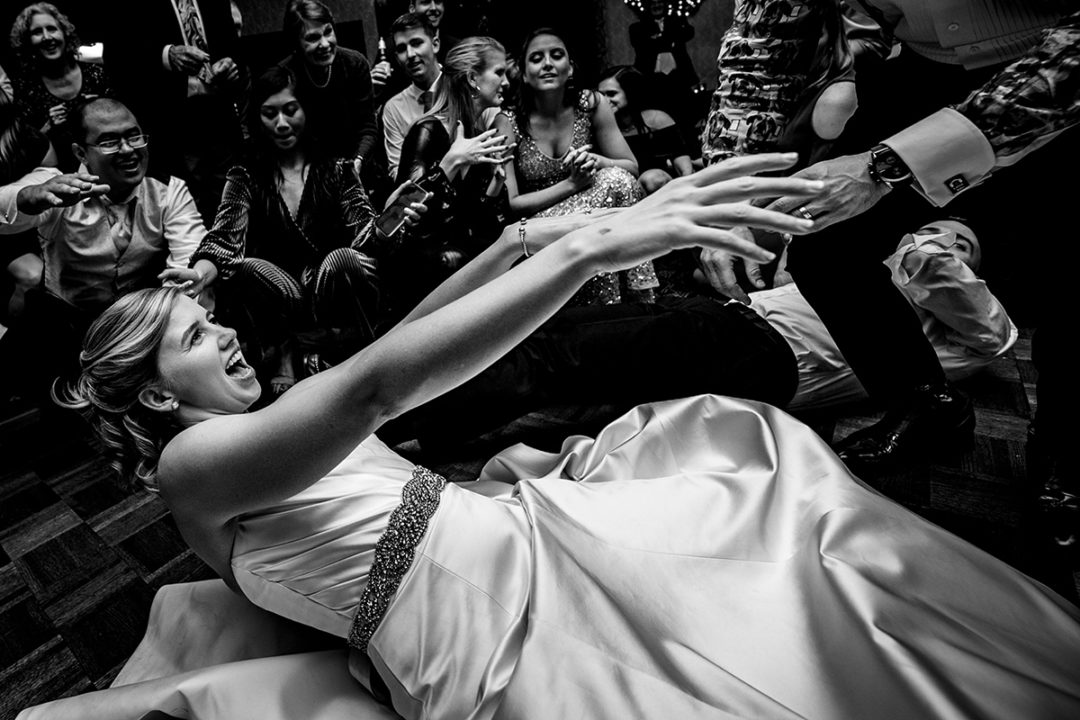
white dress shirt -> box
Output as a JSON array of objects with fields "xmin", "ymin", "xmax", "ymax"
[{"xmin": 0, "ymin": 167, "xmax": 206, "ymax": 310}]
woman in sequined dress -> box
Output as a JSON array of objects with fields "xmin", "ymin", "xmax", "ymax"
[{"xmin": 494, "ymin": 28, "xmax": 658, "ymax": 305}]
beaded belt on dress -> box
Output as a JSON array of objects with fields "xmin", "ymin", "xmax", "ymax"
[{"xmin": 348, "ymin": 465, "xmax": 447, "ymax": 653}]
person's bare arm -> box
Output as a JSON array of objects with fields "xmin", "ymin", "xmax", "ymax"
[
  {"xmin": 159, "ymin": 154, "xmax": 821, "ymax": 528},
  {"xmin": 589, "ymin": 95, "xmax": 638, "ymax": 176}
]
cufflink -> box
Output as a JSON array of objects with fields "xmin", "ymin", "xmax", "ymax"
[{"xmin": 945, "ymin": 175, "xmax": 969, "ymax": 194}]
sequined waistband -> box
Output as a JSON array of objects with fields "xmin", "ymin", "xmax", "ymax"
[{"xmin": 348, "ymin": 465, "xmax": 447, "ymax": 653}]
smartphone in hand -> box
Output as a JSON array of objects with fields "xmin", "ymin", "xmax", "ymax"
[{"xmin": 376, "ymin": 181, "xmax": 432, "ymax": 236}]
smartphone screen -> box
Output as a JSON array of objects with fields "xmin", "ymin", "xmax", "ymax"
[{"xmin": 376, "ymin": 182, "xmax": 431, "ymax": 236}]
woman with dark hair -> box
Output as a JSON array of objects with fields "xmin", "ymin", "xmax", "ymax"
[
  {"xmin": 389, "ymin": 35, "xmax": 512, "ymax": 311},
  {"xmin": 495, "ymin": 28, "xmax": 656, "ymax": 305},
  {"xmin": 162, "ymin": 66, "xmax": 415, "ymax": 395},
  {"xmin": 34, "ymin": 157, "xmax": 1080, "ymax": 720},
  {"xmin": 598, "ymin": 65, "xmax": 693, "ymax": 194},
  {"xmin": 278, "ymin": 0, "xmax": 379, "ymax": 182},
  {"xmin": 8, "ymin": 2, "xmax": 112, "ymax": 171}
]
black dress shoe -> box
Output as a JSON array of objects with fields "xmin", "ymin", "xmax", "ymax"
[
  {"xmin": 1026, "ymin": 424, "xmax": 1079, "ymax": 546},
  {"xmin": 835, "ymin": 383, "xmax": 975, "ymax": 474}
]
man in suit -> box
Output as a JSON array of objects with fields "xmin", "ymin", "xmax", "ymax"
[{"xmin": 103, "ymin": 0, "xmax": 247, "ymax": 223}]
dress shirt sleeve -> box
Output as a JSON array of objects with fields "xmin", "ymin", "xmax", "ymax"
[
  {"xmin": 0, "ymin": 167, "xmax": 63, "ymax": 233},
  {"xmin": 382, "ymin": 100, "xmax": 408, "ymax": 179},
  {"xmin": 884, "ymin": 10, "xmax": 1080, "ymax": 206},
  {"xmin": 189, "ymin": 166, "xmax": 251, "ymax": 280},
  {"xmin": 889, "ymin": 245, "xmax": 1016, "ymax": 361},
  {"xmin": 162, "ymin": 178, "xmax": 207, "ymax": 272}
]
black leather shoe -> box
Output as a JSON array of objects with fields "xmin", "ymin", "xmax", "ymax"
[
  {"xmin": 835, "ymin": 383, "xmax": 975, "ymax": 474},
  {"xmin": 1026, "ymin": 424, "xmax": 1079, "ymax": 546}
]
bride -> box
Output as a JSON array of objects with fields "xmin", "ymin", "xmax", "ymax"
[{"xmin": 36, "ymin": 154, "xmax": 1080, "ymax": 720}]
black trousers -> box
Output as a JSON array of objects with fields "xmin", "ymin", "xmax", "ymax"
[
  {"xmin": 383, "ymin": 296, "xmax": 799, "ymax": 450},
  {"xmin": 786, "ymin": 50, "xmax": 1079, "ymax": 460}
]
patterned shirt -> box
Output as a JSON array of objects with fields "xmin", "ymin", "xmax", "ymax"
[
  {"xmin": 191, "ymin": 160, "xmax": 381, "ymax": 284},
  {"xmin": 883, "ymin": 6, "xmax": 1079, "ymax": 204}
]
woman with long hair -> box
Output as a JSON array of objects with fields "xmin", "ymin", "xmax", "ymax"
[
  {"xmin": 389, "ymin": 35, "xmax": 512, "ymax": 310},
  {"xmin": 37, "ymin": 158, "xmax": 1080, "ymax": 720},
  {"xmin": 494, "ymin": 27, "xmax": 657, "ymax": 305},
  {"xmin": 598, "ymin": 64, "xmax": 694, "ymax": 194},
  {"xmin": 161, "ymin": 66, "xmax": 402, "ymax": 395},
  {"xmin": 8, "ymin": 2, "xmax": 112, "ymax": 171}
]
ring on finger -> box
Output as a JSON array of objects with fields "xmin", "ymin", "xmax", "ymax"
[{"xmin": 793, "ymin": 206, "xmax": 815, "ymax": 221}]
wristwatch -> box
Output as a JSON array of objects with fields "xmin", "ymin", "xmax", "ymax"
[{"xmin": 867, "ymin": 143, "xmax": 913, "ymax": 189}]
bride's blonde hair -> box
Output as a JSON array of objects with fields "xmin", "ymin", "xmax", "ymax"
[{"xmin": 53, "ymin": 287, "xmax": 184, "ymax": 492}]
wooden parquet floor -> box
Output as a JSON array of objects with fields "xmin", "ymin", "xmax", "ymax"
[{"xmin": 1, "ymin": 329, "xmax": 1077, "ymax": 720}]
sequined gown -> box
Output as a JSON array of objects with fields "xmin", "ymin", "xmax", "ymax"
[{"xmin": 505, "ymin": 91, "xmax": 657, "ymax": 305}]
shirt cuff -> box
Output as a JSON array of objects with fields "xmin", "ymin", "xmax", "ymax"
[
  {"xmin": 162, "ymin": 45, "xmax": 173, "ymax": 71},
  {"xmin": 0, "ymin": 187, "xmax": 20, "ymax": 225},
  {"xmin": 883, "ymin": 108, "xmax": 995, "ymax": 207}
]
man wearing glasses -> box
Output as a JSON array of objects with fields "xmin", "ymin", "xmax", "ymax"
[{"xmin": 0, "ymin": 97, "xmax": 206, "ymax": 399}]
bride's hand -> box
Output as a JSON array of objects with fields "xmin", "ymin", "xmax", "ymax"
[{"xmin": 573, "ymin": 153, "xmax": 823, "ymax": 274}]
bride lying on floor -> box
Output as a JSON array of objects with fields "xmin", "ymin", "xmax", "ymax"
[{"xmin": 22, "ymin": 154, "xmax": 1080, "ymax": 720}]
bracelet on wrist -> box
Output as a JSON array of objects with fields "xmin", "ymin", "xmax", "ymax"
[{"xmin": 518, "ymin": 218, "xmax": 531, "ymax": 258}]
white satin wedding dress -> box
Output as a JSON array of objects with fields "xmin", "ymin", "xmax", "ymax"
[{"xmin": 18, "ymin": 395, "xmax": 1080, "ymax": 720}]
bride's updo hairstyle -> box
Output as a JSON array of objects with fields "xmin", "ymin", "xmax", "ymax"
[{"xmin": 54, "ymin": 287, "xmax": 184, "ymax": 492}]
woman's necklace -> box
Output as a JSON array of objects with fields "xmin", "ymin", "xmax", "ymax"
[{"xmin": 305, "ymin": 61, "xmax": 333, "ymax": 89}]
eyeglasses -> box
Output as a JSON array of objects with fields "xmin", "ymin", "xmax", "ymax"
[{"xmin": 88, "ymin": 134, "xmax": 150, "ymax": 154}]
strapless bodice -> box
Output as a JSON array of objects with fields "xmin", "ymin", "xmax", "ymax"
[{"xmin": 230, "ymin": 435, "xmax": 417, "ymax": 637}]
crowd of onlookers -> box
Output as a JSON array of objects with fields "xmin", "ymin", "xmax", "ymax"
[{"xmin": 0, "ymin": 0, "xmax": 1076, "ymax": 538}]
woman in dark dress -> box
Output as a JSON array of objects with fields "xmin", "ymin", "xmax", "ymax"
[
  {"xmin": 163, "ymin": 67, "xmax": 411, "ymax": 395},
  {"xmin": 278, "ymin": 0, "xmax": 381, "ymax": 191},
  {"xmin": 598, "ymin": 65, "xmax": 693, "ymax": 195},
  {"xmin": 8, "ymin": 3, "xmax": 112, "ymax": 171}
]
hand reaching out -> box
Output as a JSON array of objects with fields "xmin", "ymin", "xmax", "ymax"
[
  {"xmin": 442, "ymin": 124, "xmax": 511, "ymax": 180},
  {"xmin": 763, "ymin": 152, "xmax": 890, "ymax": 233},
  {"xmin": 578, "ymin": 153, "xmax": 823, "ymax": 276},
  {"xmin": 16, "ymin": 172, "xmax": 110, "ymax": 215},
  {"xmin": 696, "ymin": 226, "xmax": 767, "ymax": 304}
]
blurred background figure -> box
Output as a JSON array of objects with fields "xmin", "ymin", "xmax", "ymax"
[
  {"xmin": 104, "ymin": 0, "xmax": 247, "ymax": 223},
  {"xmin": 598, "ymin": 64, "xmax": 692, "ymax": 194}
]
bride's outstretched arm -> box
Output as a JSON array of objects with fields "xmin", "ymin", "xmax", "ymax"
[{"xmin": 161, "ymin": 154, "xmax": 821, "ymax": 524}]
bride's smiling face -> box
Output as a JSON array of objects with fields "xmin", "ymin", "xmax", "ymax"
[{"xmin": 154, "ymin": 295, "xmax": 261, "ymax": 416}]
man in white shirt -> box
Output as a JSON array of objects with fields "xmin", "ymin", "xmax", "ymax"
[
  {"xmin": 751, "ymin": 218, "xmax": 1015, "ymax": 411},
  {"xmin": 389, "ymin": 218, "xmax": 1014, "ymax": 458},
  {"xmin": 381, "ymin": 13, "xmax": 441, "ymax": 179},
  {"xmin": 0, "ymin": 97, "xmax": 206, "ymax": 393},
  {"xmin": 709, "ymin": 3, "xmax": 1077, "ymax": 489}
]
